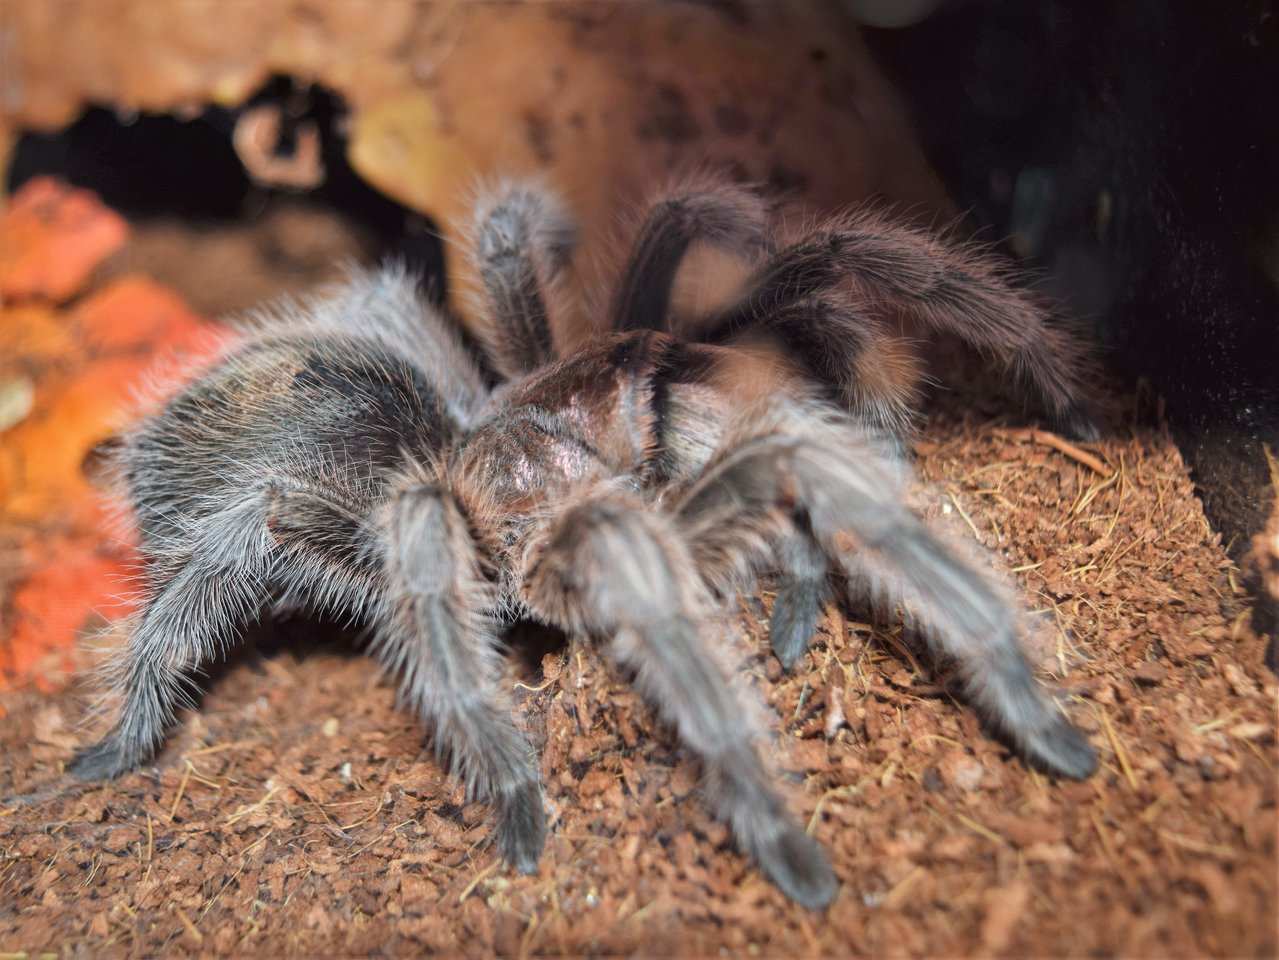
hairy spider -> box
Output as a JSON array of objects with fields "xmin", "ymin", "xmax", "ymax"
[{"xmin": 70, "ymin": 178, "xmax": 1097, "ymax": 909}]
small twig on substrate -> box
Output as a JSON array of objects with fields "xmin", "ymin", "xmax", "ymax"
[{"xmin": 994, "ymin": 427, "xmax": 1110, "ymax": 475}]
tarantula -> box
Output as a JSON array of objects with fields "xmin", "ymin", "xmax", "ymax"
[{"xmin": 70, "ymin": 178, "xmax": 1097, "ymax": 909}]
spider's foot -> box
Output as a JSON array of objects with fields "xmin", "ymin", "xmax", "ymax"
[
  {"xmin": 753, "ymin": 824, "xmax": 839, "ymax": 910},
  {"xmin": 66, "ymin": 740, "xmax": 142, "ymax": 782},
  {"xmin": 1021, "ymin": 717, "xmax": 1098, "ymax": 781},
  {"xmin": 769, "ymin": 581, "xmax": 822, "ymax": 670},
  {"xmin": 495, "ymin": 781, "xmax": 547, "ymax": 875}
]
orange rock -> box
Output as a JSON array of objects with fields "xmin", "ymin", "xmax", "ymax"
[
  {"xmin": 0, "ymin": 538, "xmax": 135, "ymax": 692},
  {"xmin": 1, "ymin": 278, "xmax": 221, "ymax": 524},
  {"xmin": 0, "ymin": 184, "xmax": 222, "ymax": 691},
  {"xmin": 0, "ymin": 177, "xmax": 129, "ymax": 303}
]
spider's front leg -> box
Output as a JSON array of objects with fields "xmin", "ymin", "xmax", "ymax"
[
  {"xmin": 521, "ymin": 491, "xmax": 838, "ymax": 909},
  {"xmin": 470, "ymin": 183, "xmax": 577, "ymax": 378},
  {"xmin": 372, "ymin": 475, "xmax": 545, "ymax": 872},
  {"xmin": 675, "ymin": 401, "xmax": 1097, "ymax": 781}
]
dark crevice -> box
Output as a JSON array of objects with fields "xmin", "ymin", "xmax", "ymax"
[
  {"xmin": 5, "ymin": 75, "xmax": 449, "ymax": 303},
  {"xmin": 863, "ymin": 0, "xmax": 1279, "ymax": 559}
]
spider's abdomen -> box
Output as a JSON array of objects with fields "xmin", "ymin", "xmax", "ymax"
[{"xmin": 126, "ymin": 335, "xmax": 456, "ymax": 547}]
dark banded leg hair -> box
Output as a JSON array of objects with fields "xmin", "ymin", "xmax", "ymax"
[
  {"xmin": 611, "ymin": 178, "xmax": 772, "ymax": 333},
  {"xmin": 706, "ymin": 212, "xmax": 1098, "ymax": 439},
  {"xmin": 695, "ymin": 293, "xmax": 924, "ymax": 448}
]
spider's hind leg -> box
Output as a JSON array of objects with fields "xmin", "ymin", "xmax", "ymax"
[
  {"xmin": 522, "ymin": 491, "xmax": 838, "ymax": 910},
  {"xmin": 676, "ymin": 403, "xmax": 1097, "ymax": 780},
  {"xmin": 69, "ymin": 492, "xmax": 281, "ymax": 781},
  {"xmin": 70, "ymin": 477, "xmax": 389, "ymax": 782}
]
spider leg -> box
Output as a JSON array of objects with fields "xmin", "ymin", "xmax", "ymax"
[
  {"xmin": 69, "ymin": 492, "xmax": 281, "ymax": 780},
  {"xmin": 522, "ymin": 492, "xmax": 838, "ymax": 909},
  {"xmin": 675, "ymin": 403, "xmax": 1097, "ymax": 780},
  {"xmin": 374, "ymin": 478, "xmax": 544, "ymax": 873},
  {"xmin": 643, "ymin": 352, "xmax": 838, "ymax": 665},
  {"xmin": 260, "ymin": 480, "xmax": 385, "ymax": 620},
  {"xmin": 70, "ymin": 477, "xmax": 392, "ymax": 781},
  {"xmin": 708, "ymin": 213, "xmax": 1098, "ymax": 439},
  {"xmin": 696, "ymin": 294, "xmax": 924, "ymax": 450},
  {"xmin": 611, "ymin": 178, "xmax": 771, "ymax": 333},
  {"xmin": 768, "ymin": 528, "xmax": 831, "ymax": 670},
  {"xmin": 471, "ymin": 183, "xmax": 577, "ymax": 378}
]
